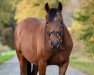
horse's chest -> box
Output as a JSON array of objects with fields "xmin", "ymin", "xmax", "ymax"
[{"xmin": 48, "ymin": 51, "xmax": 68, "ymax": 65}]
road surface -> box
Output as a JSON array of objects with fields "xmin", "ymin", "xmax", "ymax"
[{"xmin": 0, "ymin": 56, "xmax": 87, "ymax": 75}]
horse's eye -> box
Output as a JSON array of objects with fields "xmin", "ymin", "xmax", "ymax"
[
  {"xmin": 57, "ymin": 32, "xmax": 62, "ymax": 36},
  {"xmin": 59, "ymin": 33, "xmax": 62, "ymax": 36}
]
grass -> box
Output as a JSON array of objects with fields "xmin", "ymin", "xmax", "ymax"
[
  {"xmin": 0, "ymin": 50, "xmax": 16, "ymax": 63},
  {"xmin": 69, "ymin": 57, "xmax": 94, "ymax": 75}
]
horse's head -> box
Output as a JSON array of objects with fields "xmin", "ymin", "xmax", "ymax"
[{"xmin": 45, "ymin": 2, "xmax": 64, "ymax": 49}]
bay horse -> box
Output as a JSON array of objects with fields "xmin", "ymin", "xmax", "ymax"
[{"xmin": 14, "ymin": 2, "xmax": 73, "ymax": 75}]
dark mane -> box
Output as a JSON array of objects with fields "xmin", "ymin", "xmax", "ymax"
[{"xmin": 48, "ymin": 8, "xmax": 57, "ymax": 22}]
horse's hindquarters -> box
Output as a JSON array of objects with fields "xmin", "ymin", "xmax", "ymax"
[
  {"xmin": 20, "ymin": 34, "xmax": 38, "ymax": 64},
  {"xmin": 14, "ymin": 17, "xmax": 46, "ymax": 64}
]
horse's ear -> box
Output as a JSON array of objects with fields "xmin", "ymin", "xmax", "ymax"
[
  {"xmin": 45, "ymin": 3, "xmax": 50, "ymax": 13},
  {"xmin": 57, "ymin": 2, "xmax": 63, "ymax": 13}
]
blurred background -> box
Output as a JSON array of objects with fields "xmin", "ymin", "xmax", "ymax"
[{"xmin": 0, "ymin": 0, "xmax": 94, "ymax": 75}]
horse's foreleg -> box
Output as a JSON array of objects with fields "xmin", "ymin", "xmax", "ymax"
[
  {"xmin": 38, "ymin": 60, "xmax": 47, "ymax": 75},
  {"xmin": 31, "ymin": 64, "xmax": 38, "ymax": 75},
  {"xmin": 59, "ymin": 59, "xmax": 69, "ymax": 75},
  {"xmin": 16, "ymin": 52, "xmax": 28, "ymax": 75}
]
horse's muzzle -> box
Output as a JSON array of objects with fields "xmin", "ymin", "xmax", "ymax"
[{"xmin": 51, "ymin": 41, "xmax": 60, "ymax": 49}]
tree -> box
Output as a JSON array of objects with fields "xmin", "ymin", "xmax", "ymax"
[
  {"xmin": 0, "ymin": 0, "xmax": 21, "ymax": 49},
  {"xmin": 72, "ymin": 0, "xmax": 94, "ymax": 55},
  {"xmin": 15, "ymin": 0, "xmax": 68, "ymax": 22}
]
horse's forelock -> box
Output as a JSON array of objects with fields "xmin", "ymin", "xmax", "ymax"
[{"xmin": 48, "ymin": 8, "xmax": 57, "ymax": 22}]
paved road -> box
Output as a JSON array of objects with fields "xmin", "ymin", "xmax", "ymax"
[{"xmin": 0, "ymin": 56, "xmax": 87, "ymax": 75}]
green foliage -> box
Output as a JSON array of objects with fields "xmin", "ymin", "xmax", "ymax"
[
  {"xmin": 0, "ymin": 50, "xmax": 16, "ymax": 63},
  {"xmin": 70, "ymin": 57, "xmax": 94, "ymax": 75},
  {"xmin": 73, "ymin": 12, "xmax": 90, "ymax": 21},
  {"xmin": 1, "ymin": 28, "xmax": 14, "ymax": 49},
  {"xmin": 0, "ymin": 0, "xmax": 18, "ymax": 26},
  {"xmin": 79, "ymin": 24, "xmax": 94, "ymax": 41},
  {"xmin": 15, "ymin": 0, "xmax": 68, "ymax": 22},
  {"xmin": 78, "ymin": 24, "xmax": 94, "ymax": 55},
  {"xmin": 0, "ymin": 0, "xmax": 20, "ymax": 49},
  {"xmin": 72, "ymin": 0, "xmax": 94, "ymax": 55}
]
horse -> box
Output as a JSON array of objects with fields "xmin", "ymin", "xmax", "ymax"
[{"xmin": 14, "ymin": 2, "xmax": 73, "ymax": 75}]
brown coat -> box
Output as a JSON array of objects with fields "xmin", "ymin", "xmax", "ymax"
[{"xmin": 14, "ymin": 17, "xmax": 73, "ymax": 75}]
